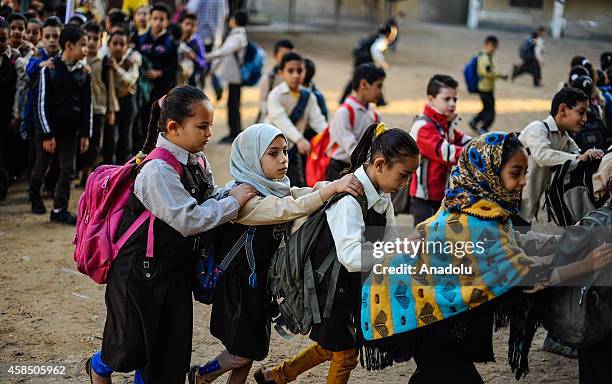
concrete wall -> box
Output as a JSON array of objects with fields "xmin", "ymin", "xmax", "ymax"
[
  {"xmin": 479, "ymin": 0, "xmax": 612, "ymax": 37},
  {"xmin": 416, "ymin": 0, "xmax": 469, "ymax": 24}
]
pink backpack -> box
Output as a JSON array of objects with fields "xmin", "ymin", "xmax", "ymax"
[{"xmin": 73, "ymin": 147, "xmax": 183, "ymax": 284}]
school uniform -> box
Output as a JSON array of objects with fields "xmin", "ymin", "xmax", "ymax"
[
  {"xmin": 99, "ymin": 133, "xmax": 239, "ymax": 384},
  {"xmin": 87, "ymin": 52, "xmax": 118, "ymax": 169},
  {"xmin": 471, "ymin": 51, "xmax": 503, "ymax": 132},
  {"xmin": 112, "ymin": 48, "xmax": 142, "ymax": 164},
  {"xmin": 0, "ymin": 46, "xmax": 19, "ymax": 199},
  {"xmin": 207, "ymin": 26, "xmax": 247, "ymax": 139},
  {"xmin": 257, "ymin": 66, "xmax": 283, "ymax": 122},
  {"xmin": 517, "ymin": 115, "xmax": 581, "ymax": 225},
  {"xmin": 195, "ymin": 124, "xmax": 326, "ymax": 384},
  {"xmin": 327, "ymin": 96, "xmax": 380, "ymax": 181},
  {"xmin": 30, "ymin": 57, "xmax": 92, "ymax": 212},
  {"xmin": 272, "ymin": 165, "xmax": 395, "ymax": 384},
  {"xmin": 136, "ymin": 30, "xmax": 178, "ymax": 151},
  {"xmin": 266, "ymin": 83, "xmax": 327, "ymax": 187}
]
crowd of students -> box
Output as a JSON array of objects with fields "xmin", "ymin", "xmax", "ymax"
[{"xmin": 2, "ymin": 3, "xmax": 612, "ymax": 384}]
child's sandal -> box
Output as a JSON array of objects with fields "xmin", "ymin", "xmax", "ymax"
[{"xmin": 253, "ymin": 367, "xmax": 276, "ymax": 384}]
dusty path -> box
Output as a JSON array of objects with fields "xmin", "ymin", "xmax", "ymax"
[{"xmin": 1, "ymin": 21, "xmax": 610, "ymax": 383}]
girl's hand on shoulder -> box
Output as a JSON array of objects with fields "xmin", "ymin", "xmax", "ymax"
[
  {"xmin": 332, "ymin": 174, "xmax": 364, "ymax": 197},
  {"xmin": 583, "ymin": 243, "xmax": 612, "ymax": 272},
  {"xmin": 229, "ymin": 183, "xmax": 257, "ymax": 207}
]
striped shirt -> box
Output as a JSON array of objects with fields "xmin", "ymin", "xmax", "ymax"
[{"xmin": 134, "ymin": 133, "xmax": 240, "ymax": 237}]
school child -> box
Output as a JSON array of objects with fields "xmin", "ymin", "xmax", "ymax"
[
  {"xmin": 206, "ymin": 9, "xmax": 249, "ymax": 144},
  {"xmin": 409, "ymin": 74, "xmax": 470, "ymax": 226},
  {"xmin": 266, "ymin": 52, "xmax": 328, "ymax": 187},
  {"xmin": 257, "ymin": 39, "xmax": 295, "ymax": 122},
  {"xmin": 131, "ymin": 5, "xmax": 149, "ymax": 44},
  {"xmin": 188, "ymin": 123, "xmax": 364, "ymax": 384},
  {"xmin": 24, "ymin": 17, "xmax": 41, "ymax": 47},
  {"xmin": 516, "ymin": 87, "xmax": 604, "ymax": 229},
  {"xmin": 107, "ymin": 29, "xmax": 142, "ymax": 164},
  {"xmin": 20, "ymin": 16, "xmax": 62, "ymax": 143},
  {"xmin": 180, "ymin": 12, "xmax": 207, "ymax": 87},
  {"xmin": 469, "ymin": 35, "xmax": 508, "ymax": 134},
  {"xmin": 511, "ymin": 27, "xmax": 546, "ymax": 87},
  {"xmin": 569, "ymin": 74, "xmax": 608, "ymax": 151},
  {"xmin": 85, "ymin": 86, "xmax": 257, "ymax": 384},
  {"xmin": 135, "ymin": 3, "xmax": 178, "ymax": 154},
  {"xmin": 326, "ymin": 63, "xmax": 385, "ymax": 181},
  {"xmin": 28, "ymin": 26, "xmax": 91, "ymax": 224},
  {"xmin": 0, "ymin": 19, "xmax": 18, "ymax": 200},
  {"xmin": 83, "ymin": 21, "xmax": 118, "ymax": 184},
  {"xmin": 256, "ymin": 123, "xmax": 420, "ymax": 384},
  {"xmin": 123, "ymin": 0, "xmax": 150, "ymax": 18},
  {"xmin": 302, "ymin": 58, "xmax": 328, "ymax": 120},
  {"xmin": 339, "ymin": 23, "xmax": 397, "ymax": 106},
  {"xmin": 7, "ymin": 12, "xmax": 26, "ymax": 53}
]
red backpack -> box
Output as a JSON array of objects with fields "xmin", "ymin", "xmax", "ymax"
[
  {"xmin": 305, "ymin": 102, "xmax": 379, "ymax": 186},
  {"xmin": 73, "ymin": 147, "xmax": 182, "ymax": 284}
]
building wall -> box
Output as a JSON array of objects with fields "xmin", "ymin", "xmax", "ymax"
[{"xmin": 479, "ymin": 0, "xmax": 612, "ymax": 37}]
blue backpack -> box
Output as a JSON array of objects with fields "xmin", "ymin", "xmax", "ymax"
[
  {"xmin": 463, "ymin": 54, "xmax": 480, "ymax": 93},
  {"xmin": 234, "ymin": 41, "xmax": 266, "ymax": 86}
]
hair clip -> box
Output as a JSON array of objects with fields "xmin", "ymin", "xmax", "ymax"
[{"xmin": 375, "ymin": 123, "xmax": 388, "ymax": 138}]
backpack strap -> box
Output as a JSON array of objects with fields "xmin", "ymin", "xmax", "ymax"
[
  {"xmin": 345, "ymin": 103, "xmax": 355, "ymax": 129},
  {"xmin": 216, "ymin": 226, "xmax": 258, "ymax": 287},
  {"xmin": 289, "ymin": 89, "xmax": 311, "ymax": 125},
  {"xmin": 123, "ymin": 147, "xmax": 185, "ymax": 259}
]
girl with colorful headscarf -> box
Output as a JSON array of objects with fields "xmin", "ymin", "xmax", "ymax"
[
  {"xmin": 189, "ymin": 123, "xmax": 363, "ymax": 384},
  {"xmin": 360, "ymin": 132, "xmax": 612, "ymax": 382}
]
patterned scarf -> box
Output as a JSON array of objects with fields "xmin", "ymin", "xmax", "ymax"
[
  {"xmin": 443, "ymin": 132, "xmax": 521, "ymax": 218},
  {"xmin": 359, "ymin": 132, "xmax": 539, "ymax": 379}
]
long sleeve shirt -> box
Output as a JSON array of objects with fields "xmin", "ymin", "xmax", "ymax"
[
  {"xmin": 370, "ymin": 35, "xmax": 388, "ymax": 67},
  {"xmin": 325, "ymin": 165, "xmax": 396, "ymax": 272},
  {"xmin": 329, "ymin": 96, "xmax": 380, "ymax": 163},
  {"xmin": 518, "ymin": 115, "xmax": 581, "ymax": 222},
  {"xmin": 234, "ymin": 183, "xmax": 327, "ymax": 226},
  {"xmin": 87, "ymin": 53, "xmax": 119, "ymax": 115},
  {"xmin": 134, "ymin": 133, "xmax": 240, "ymax": 237},
  {"xmin": 477, "ymin": 51, "xmax": 503, "ymax": 93},
  {"xmin": 207, "ymin": 27, "xmax": 247, "ymax": 85},
  {"xmin": 113, "ymin": 48, "xmax": 142, "ymax": 97},
  {"xmin": 265, "ymin": 82, "xmax": 328, "ymax": 146},
  {"xmin": 257, "ymin": 67, "xmax": 282, "ymax": 121}
]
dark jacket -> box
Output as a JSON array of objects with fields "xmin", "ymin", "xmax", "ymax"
[
  {"xmin": 35, "ymin": 56, "xmax": 92, "ymax": 140},
  {"xmin": 136, "ymin": 30, "xmax": 178, "ymax": 98}
]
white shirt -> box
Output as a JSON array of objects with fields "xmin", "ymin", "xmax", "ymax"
[
  {"xmin": 265, "ymin": 82, "xmax": 328, "ymax": 145},
  {"xmin": 329, "ymin": 96, "xmax": 380, "ymax": 163},
  {"xmin": 325, "ymin": 165, "xmax": 396, "ymax": 272}
]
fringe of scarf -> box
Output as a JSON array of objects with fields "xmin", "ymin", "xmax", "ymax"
[{"xmin": 359, "ymin": 289, "xmax": 542, "ymax": 380}]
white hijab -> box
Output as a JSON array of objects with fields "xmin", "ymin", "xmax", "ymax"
[{"xmin": 229, "ymin": 124, "xmax": 291, "ymax": 198}]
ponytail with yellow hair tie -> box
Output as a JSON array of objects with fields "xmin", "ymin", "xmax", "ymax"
[{"xmin": 374, "ymin": 122, "xmax": 388, "ymax": 138}]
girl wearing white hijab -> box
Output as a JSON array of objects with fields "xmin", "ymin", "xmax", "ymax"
[{"xmin": 189, "ymin": 124, "xmax": 363, "ymax": 384}]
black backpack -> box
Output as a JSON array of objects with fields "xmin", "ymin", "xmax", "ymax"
[
  {"xmin": 352, "ymin": 34, "xmax": 379, "ymax": 64},
  {"xmin": 519, "ymin": 37, "xmax": 535, "ymax": 61},
  {"xmin": 571, "ymin": 106, "xmax": 608, "ymax": 153},
  {"xmin": 268, "ymin": 193, "xmax": 367, "ymax": 338},
  {"xmin": 542, "ymin": 208, "xmax": 612, "ymax": 348},
  {"xmin": 545, "ymin": 158, "xmax": 606, "ymax": 227}
]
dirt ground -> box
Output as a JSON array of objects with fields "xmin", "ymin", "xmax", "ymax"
[{"xmin": 1, "ymin": 21, "xmax": 611, "ymax": 383}]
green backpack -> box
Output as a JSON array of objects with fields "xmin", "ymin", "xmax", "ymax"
[
  {"xmin": 542, "ymin": 207, "xmax": 612, "ymax": 348},
  {"xmin": 268, "ymin": 192, "xmax": 367, "ymax": 338}
]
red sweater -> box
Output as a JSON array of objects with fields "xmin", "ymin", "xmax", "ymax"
[{"xmin": 409, "ymin": 105, "xmax": 470, "ymax": 202}]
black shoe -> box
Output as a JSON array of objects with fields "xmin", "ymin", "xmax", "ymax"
[
  {"xmin": 215, "ymin": 88, "xmax": 223, "ymax": 101},
  {"xmin": 188, "ymin": 366, "xmax": 200, "ymax": 384},
  {"xmin": 31, "ymin": 193, "xmax": 46, "ymax": 214},
  {"xmin": 219, "ymin": 135, "xmax": 236, "ymax": 144},
  {"xmin": 50, "ymin": 209, "xmax": 77, "ymax": 225}
]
